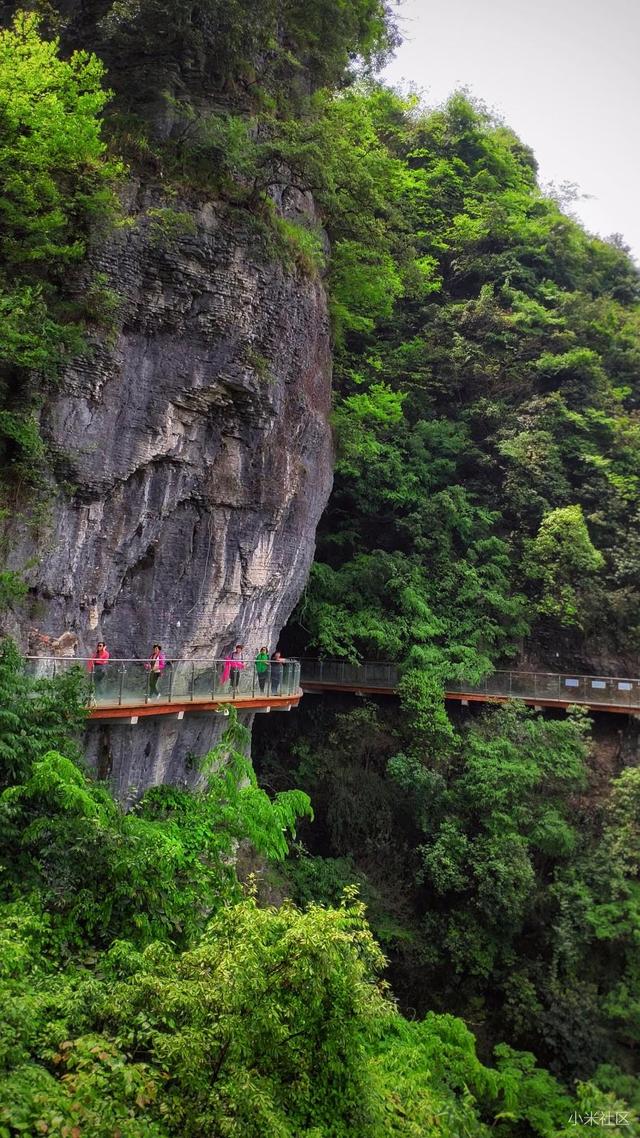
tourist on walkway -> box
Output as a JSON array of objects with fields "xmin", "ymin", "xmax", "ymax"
[
  {"xmin": 87, "ymin": 642, "xmax": 109, "ymax": 693},
  {"xmin": 146, "ymin": 644, "xmax": 166, "ymax": 698},
  {"xmin": 270, "ymin": 650, "xmax": 285, "ymax": 695},
  {"xmin": 221, "ymin": 644, "xmax": 245, "ymax": 695},
  {"xmin": 282, "ymin": 654, "xmax": 294, "ymax": 694},
  {"xmin": 255, "ymin": 646, "xmax": 270, "ymax": 693}
]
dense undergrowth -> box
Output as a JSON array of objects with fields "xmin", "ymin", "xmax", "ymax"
[
  {"xmin": 4, "ymin": 644, "xmax": 631, "ymax": 1136},
  {"xmin": 254, "ymin": 678, "xmax": 640, "ymax": 1104}
]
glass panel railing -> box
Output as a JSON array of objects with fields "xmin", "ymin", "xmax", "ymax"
[
  {"xmin": 442, "ymin": 676, "xmax": 469, "ymax": 694},
  {"xmin": 300, "ymin": 659, "xmax": 322, "ymax": 684},
  {"xmin": 300, "ymin": 661, "xmax": 640, "ymax": 706},
  {"xmin": 361, "ymin": 662, "xmax": 399, "ymax": 687},
  {"xmin": 191, "ymin": 663, "xmax": 218, "ymax": 701},
  {"xmin": 23, "ymin": 656, "xmax": 302, "ymax": 709},
  {"xmin": 560, "ymin": 675, "xmax": 587, "ymax": 703},
  {"xmin": 167, "ymin": 661, "xmax": 194, "ymax": 701},
  {"xmin": 507, "ymin": 672, "xmax": 535, "ymax": 700},
  {"xmin": 606, "ymin": 678, "xmax": 636, "ymax": 707},
  {"xmin": 91, "ymin": 662, "xmax": 126, "ymax": 706},
  {"xmin": 485, "ymin": 672, "xmax": 506, "ymax": 696},
  {"xmin": 300, "ymin": 660, "xmax": 398, "ymax": 689},
  {"xmin": 533, "ymin": 673, "xmax": 563, "ymax": 700},
  {"xmin": 23, "ymin": 656, "xmax": 640, "ymax": 712},
  {"xmin": 25, "ymin": 657, "xmax": 77, "ymax": 681}
]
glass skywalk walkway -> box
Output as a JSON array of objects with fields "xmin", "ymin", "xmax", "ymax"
[
  {"xmin": 299, "ymin": 660, "xmax": 640, "ymax": 714},
  {"xmin": 24, "ymin": 656, "xmax": 640, "ymax": 718},
  {"xmin": 25, "ymin": 657, "xmax": 302, "ymax": 720}
]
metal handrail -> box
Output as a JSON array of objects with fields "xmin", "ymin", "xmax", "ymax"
[
  {"xmin": 25, "ymin": 655, "xmax": 301, "ymax": 664},
  {"xmin": 296, "ymin": 660, "xmax": 637, "ymax": 682}
]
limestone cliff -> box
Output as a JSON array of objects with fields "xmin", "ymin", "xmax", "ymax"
[{"xmin": 4, "ymin": 186, "xmax": 333, "ymax": 793}]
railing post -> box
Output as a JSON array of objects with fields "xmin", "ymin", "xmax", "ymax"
[
  {"xmin": 252, "ymin": 663, "xmax": 256, "ymax": 698},
  {"xmin": 118, "ymin": 666, "xmax": 124, "ymax": 707},
  {"xmin": 191, "ymin": 662, "xmax": 195, "ymax": 701},
  {"xmin": 319, "ymin": 659, "xmax": 323, "ymax": 684},
  {"xmin": 533, "ymin": 673, "xmax": 538, "ymax": 699},
  {"xmin": 509, "ymin": 671, "xmax": 513, "ymax": 697},
  {"xmin": 168, "ymin": 662, "xmax": 174, "ymax": 704}
]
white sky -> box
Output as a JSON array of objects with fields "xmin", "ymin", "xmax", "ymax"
[{"xmin": 383, "ymin": 0, "xmax": 640, "ymax": 260}]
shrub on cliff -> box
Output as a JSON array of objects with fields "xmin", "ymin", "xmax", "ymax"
[{"xmin": 0, "ymin": 11, "xmax": 121, "ymax": 483}]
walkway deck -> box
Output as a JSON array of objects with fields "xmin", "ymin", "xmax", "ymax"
[
  {"xmin": 300, "ymin": 661, "xmax": 640, "ymax": 716},
  {"xmin": 87, "ymin": 691, "xmax": 301, "ymax": 722}
]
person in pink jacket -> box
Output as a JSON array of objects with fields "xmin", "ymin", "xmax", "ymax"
[
  {"xmin": 145, "ymin": 643, "xmax": 166, "ymax": 698},
  {"xmin": 87, "ymin": 642, "xmax": 109, "ymax": 694},
  {"xmin": 220, "ymin": 644, "xmax": 245, "ymax": 695}
]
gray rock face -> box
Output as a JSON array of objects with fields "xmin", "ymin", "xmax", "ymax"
[{"xmin": 5, "ymin": 188, "xmax": 333, "ymax": 791}]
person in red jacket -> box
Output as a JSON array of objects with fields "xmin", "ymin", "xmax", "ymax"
[{"xmin": 87, "ymin": 642, "xmax": 109, "ymax": 695}]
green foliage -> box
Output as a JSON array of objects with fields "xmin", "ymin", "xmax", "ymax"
[
  {"xmin": 146, "ymin": 207, "xmax": 198, "ymax": 247},
  {"xmin": 0, "ymin": 569, "xmax": 28, "ymax": 611},
  {"xmin": 0, "ymin": 640, "xmax": 87, "ymax": 790},
  {"xmin": 272, "ymin": 216, "xmax": 327, "ymax": 275},
  {"xmin": 257, "ymin": 682, "xmax": 639, "ymax": 1096},
  {"xmin": 1, "ymin": 636, "xmax": 612, "ymax": 1134},
  {"xmin": 289, "ymin": 87, "xmax": 640, "ymax": 669},
  {"xmin": 95, "ymin": 0, "xmax": 397, "ymax": 110},
  {"xmin": 0, "ymin": 893, "xmax": 387, "ymax": 1138},
  {"xmin": 523, "ymin": 505, "xmax": 605, "ymax": 626},
  {"xmin": 2, "ymin": 2, "xmax": 640, "ymax": 1126},
  {"xmin": 0, "ymin": 651, "xmax": 311, "ymax": 949},
  {"xmin": 0, "ymin": 12, "xmax": 120, "ymax": 483},
  {"xmin": 388, "ymin": 698, "xmax": 591, "ymax": 992},
  {"xmin": 6, "ymin": 886, "xmax": 621, "ymax": 1138}
]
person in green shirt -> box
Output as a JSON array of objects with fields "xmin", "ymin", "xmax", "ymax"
[{"xmin": 255, "ymin": 646, "xmax": 270, "ymax": 693}]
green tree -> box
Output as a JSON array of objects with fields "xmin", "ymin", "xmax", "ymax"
[
  {"xmin": 288, "ymin": 87, "xmax": 640, "ymax": 672},
  {"xmin": 0, "ymin": 11, "xmax": 119, "ymax": 480},
  {"xmin": 523, "ymin": 505, "xmax": 605, "ymax": 626}
]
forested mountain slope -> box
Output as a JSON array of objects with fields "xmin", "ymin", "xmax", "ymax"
[
  {"xmin": 263, "ymin": 82, "xmax": 640, "ymax": 1116},
  {"xmin": 289, "ymin": 88, "xmax": 640, "ymax": 677}
]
